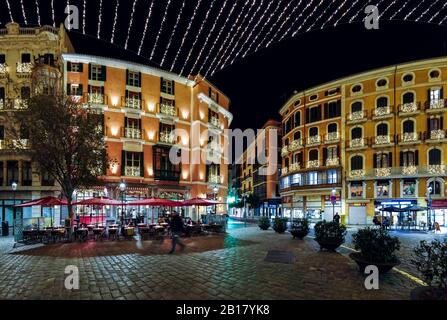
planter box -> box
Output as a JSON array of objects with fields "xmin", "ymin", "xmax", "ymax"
[
  {"xmin": 349, "ymin": 252, "xmax": 400, "ymax": 274},
  {"xmin": 290, "ymin": 229, "xmax": 309, "ymax": 239},
  {"xmin": 315, "ymin": 238, "xmax": 344, "ymax": 251}
]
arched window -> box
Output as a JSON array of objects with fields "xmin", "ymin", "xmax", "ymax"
[
  {"xmin": 350, "ymin": 155, "xmax": 363, "ymax": 170},
  {"xmin": 429, "ymin": 179, "xmax": 442, "ymax": 195},
  {"xmin": 309, "ymin": 149, "xmax": 319, "ymax": 161},
  {"xmin": 429, "ymin": 148, "xmax": 442, "ymax": 165},
  {"xmin": 403, "ymin": 92, "xmax": 415, "ymax": 104},
  {"xmin": 402, "ymin": 119, "xmax": 415, "ymax": 133},
  {"xmin": 309, "ymin": 127, "xmax": 318, "ymax": 137},
  {"xmin": 293, "ymin": 131, "xmax": 301, "ymax": 141},
  {"xmin": 376, "ymin": 97, "xmax": 388, "ymax": 108},
  {"xmin": 351, "ymin": 101, "xmax": 362, "ymax": 113},
  {"xmin": 328, "ymin": 123, "xmax": 337, "ymax": 133},
  {"xmin": 377, "ymin": 123, "xmax": 389, "ymax": 136},
  {"xmin": 294, "ymin": 111, "xmax": 301, "ymax": 127},
  {"xmin": 351, "ymin": 127, "xmax": 363, "ymax": 139}
]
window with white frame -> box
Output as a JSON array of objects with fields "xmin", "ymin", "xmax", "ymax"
[
  {"xmin": 350, "ymin": 181, "xmax": 364, "ymax": 198},
  {"xmin": 90, "ymin": 64, "xmax": 102, "ymax": 81},
  {"xmin": 376, "ymin": 180, "xmax": 390, "ymax": 197},
  {"xmin": 128, "ymin": 71, "xmax": 140, "ymax": 87},
  {"xmin": 161, "ymin": 78, "xmax": 174, "ymax": 95}
]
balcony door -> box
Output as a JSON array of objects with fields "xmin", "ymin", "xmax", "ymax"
[{"xmin": 153, "ymin": 146, "xmax": 180, "ymax": 181}]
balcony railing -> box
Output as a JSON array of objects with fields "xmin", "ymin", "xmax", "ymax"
[
  {"xmin": 326, "ymin": 157, "xmax": 340, "ymax": 167},
  {"xmin": 13, "ymin": 99, "xmax": 28, "ymax": 110},
  {"xmin": 125, "ymin": 128, "xmax": 142, "ymax": 139},
  {"xmin": 209, "ymin": 116, "xmax": 221, "ymax": 128},
  {"xmin": 16, "ymin": 62, "xmax": 32, "ymax": 76},
  {"xmin": 349, "ymin": 169, "xmax": 366, "ymax": 179},
  {"xmin": 124, "ymin": 97, "xmax": 142, "ymax": 110},
  {"xmin": 347, "ymin": 110, "xmax": 367, "ymax": 122},
  {"xmin": 373, "ymin": 106, "xmax": 392, "ymax": 118},
  {"xmin": 349, "ymin": 138, "xmax": 367, "ymax": 149},
  {"xmin": 401, "ymin": 165, "xmax": 418, "ymax": 176},
  {"xmin": 375, "ymin": 167, "xmax": 392, "ymax": 178},
  {"xmin": 281, "ymin": 167, "xmax": 288, "ymax": 176},
  {"xmin": 429, "ymin": 99, "xmax": 446, "ymax": 110},
  {"xmin": 307, "ymin": 135, "xmax": 320, "ymax": 146},
  {"xmin": 307, "ymin": 160, "xmax": 320, "ymax": 169},
  {"xmin": 87, "ymin": 93, "xmax": 107, "ymax": 105},
  {"xmin": 159, "ymin": 131, "xmax": 175, "ymax": 144},
  {"xmin": 289, "ymin": 139, "xmax": 303, "ymax": 151},
  {"xmin": 428, "ymin": 165, "xmax": 446, "ymax": 175},
  {"xmin": 400, "ymin": 132, "xmax": 419, "ymax": 143},
  {"xmin": 208, "ymin": 175, "xmax": 222, "ymax": 184},
  {"xmin": 154, "ymin": 169, "xmax": 180, "ymax": 181},
  {"xmin": 0, "ymin": 139, "xmax": 31, "ymax": 150},
  {"xmin": 325, "ymin": 132, "xmax": 339, "ymax": 143},
  {"xmin": 281, "ymin": 145, "xmax": 289, "ymax": 156},
  {"xmin": 125, "ymin": 166, "xmax": 141, "ymax": 177},
  {"xmin": 0, "ymin": 98, "xmax": 4, "ymax": 109},
  {"xmin": 399, "ymin": 102, "xmax": 419, "ymax": 114},
  {"xmin": 430, "ymin": 129, "xmax": 446, "ymax": 140},
  {"xmin": 289, "ymin": 162, "xmax": 301, "ymax": 173},
  {"xmin": 0, "ymin": 140, "xmax": 5, "ymax": 150},
  {"xmin": 159, "ymin": 103, "xmax": 177, "ymax": 117},
  {"xmin": 374, "ymin": 135, "xmax": 392, "ymax": 146},
  {"xmin": 0, "ymin": 63, "xmax": 7, "ymax": 77}
]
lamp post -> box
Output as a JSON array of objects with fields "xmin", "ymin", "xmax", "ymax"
[
  {"xmin": 119, "ymin": 182, "xmax": 126, "ymax": 232},
  {"xmin": 213, "ymin": 186, "xmax": 218, "ymax": 214},
  {"xmin": 12, "ymin": 182, "xmax": 18, "ymax": 238},
  {"xmin": 427, "ymin": 186, "xmax": 432, "ymax": 231},
  {"xmin": 331, "ymin": 188, "xmax": 337, "ymax": 221},
  {"xmin": 243, "ymin": 194, "xmax": 247, "ymax": 228}
]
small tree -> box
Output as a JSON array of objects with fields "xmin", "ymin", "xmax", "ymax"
[{"xmin": 13, "ymin": 94, "xmax": 112, "ymax": 222}]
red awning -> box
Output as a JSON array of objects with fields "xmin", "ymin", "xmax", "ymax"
[
  {"xmin": 72, "ymin": 197, "xmax": 123, "ymax": 206},
  {"xmin": 179, "ymin": 198, "xmax": 220, "ymax": 207},
  {"xmin": 431, "ymin": 200, "xmax": 447, "ymax": 209},
  {"xmin": 15, "ymin": 196, "xmax": 68, "ymax": 208},
  {"xmin": 127, "ymin": 198, "xmax": 181, "ymax": 207}
]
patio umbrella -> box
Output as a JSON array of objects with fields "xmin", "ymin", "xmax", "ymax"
[
  {"xmin": 405, "ymin": 205, "xmax": 428, "ymax": 211},
  {"xmin": 15, "ymin": 196, "xmax": 68, "ymax": 228},
  {"xmin": 127, "ymin": 198, "xmax": 181, "ymax": 224},
  {"xmin": 73, "ymin": 197, "xmax": 124, "ymax": 226},
  {"xmin": 178, "ymin": 198, "xmax": 221, "ymax": 222}
]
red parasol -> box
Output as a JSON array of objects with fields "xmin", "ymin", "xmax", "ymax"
[
  {"xmin": 14, "ymin": 196, "xmax": 68, "ymax": 207},
  {"xmin": 72, "ymin": 197, "xmax": 123, "ymax": 206},
  {"xmin": 179, "ymin": 198, "xmax": 220, "ymax": 206},
  {"xmin": 127, "ymin": 198, "xmax": 181, "ymax": 207}
]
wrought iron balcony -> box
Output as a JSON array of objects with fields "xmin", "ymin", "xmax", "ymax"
[
  {"xmin": 289, "ymin": 162, "xmax": 301, "ymax": 173},
  {"xmin": 401, "ymin": 165, "xmax": 418, "ymax": 176},
  {"xmin": 159, "ymin": 131, "xmax": 175, "ymax": 144},
  {"xmin": 208, "ymin": 174, "xmax": 222, "ymax": 184},
  {"xmin": 373, "ymin": 106, "xmax": 392, "ymax": 118},
  {"xmin": 0, "ymin": 140, "xmax": 5, "ymax": 150},
  {"xmin": 87, "ymin": 93, "xmax": 106, "ymax": 105},
  {"xmin": 0, "ymin": 98, "xmax": 4, "ymax": 110},
  {"xmin": 428, "ymin": 165, "xmax": 446, "ymax": 175},
  {"xmin": 401, "ymin": 132, "xmax": 419, "ymax": 143},
  {"xmin": 429, "ymin": 99, "xmax": 446, "ymax": 110},
  {"xmin": 281, "ymin": 145, "xmax": 289, "ymax": 156},
  {"xmin": 125, "ymin": 166, "xmax": 141, "ymax": 177},
  {"xmin": 375, "ymin": 167, "xmax": 392, "ymax": 178},
  {"xmin": 281, "ymin": 167, "xmax": 289, "ymax": 176},
  {"xmin": 399, "ymin": 102, "xmax": 419, "ymax": 114},
  {"xmin": 307, "ymin": 160, "xmax": 320, "ymax": 169},
  {"xmin": 289, "ymin": 139, "xmax": 303, "ymax": 151},
  {"xmin": 125, "ymin": 128, "xmax": 142, "ymax": 139},
  {"xmin": 209, "ymin": 116, "xmax": 221, "ymax": 128},
  {"xmin": 430, "ymin": 129, "xmax": 446, "ymax": 140},
  {"xmin": 159, "ymin": 103, "xmax": 177, "ymax": 117},
  {"xmin": 16, "ymin": 62, "xmax": 32, "ymax": 76},
  {"xmin": 349, "ymin": 138, "xmax": 366, "ymax": 149},
  {"xmin": 326, "ymin": 157, "xmax": 340, "ymax": 167},
  {"xmin": 325, "ymin": 132, "xmax": 339, "ymax": 143},
  {"xmin": 347, "ymin": 110, "xmax": 367, "ymax": 122},
  {"xmin": 124, "ymin": 97, "xmax": 142, "ymax": 110},
  {"xmin": 307, "ymin": 135, "xmax": 320, "ymax": 146},
  {"xmin": 13, "ymin": 99, "xmax": 28, "ymax": 110},
  {"xmin": 349, "ymin": 169, "xmax": 366, "ymax": 179},
  {"xmin": 0, "ymin": 63, "xmax": 7, "ymax": 77},
  {"xmin": 374, "ymin": 135, "xmax": 391, "ymax": 146}
]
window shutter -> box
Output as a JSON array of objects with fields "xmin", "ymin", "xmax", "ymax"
[
  {"xmin": 66, "ymin": 84, "xmax": 71, "ymax": 95},
  {"xmin": 388, "ymin": 152, "xmax": 393, "ymax": 167},
  {"xmin": 323, "ymin": 148, "xmax": 328, "ymax": 164},
  {"xmin": 160, "ymin": 77, "xmax": 164, "ymax": 92},
  {"xmin": 138, "ymin": 72, "xmax": 142, "ymax": 87},
  {"xmin": 78, "ymin": 84, "xmax": 83, "ymax": 96},
  {"xmin": 121, "ymin": 151, "xmax": 126, "ymax": 175},
  {"xmin": 88, "ymin": 85, "xmax": 91, "ymax": 94},
  {"xmin": 216, "ymin": 92, "xmax": 219, "ymax": 104},
  {"xmin": 400, "ymin": 151, "xmax": 404, "ymax": 167},
  {"xmin": 441, "ymin": 116, "xmax": 444, "ymax": 130},
  {"xmin": 88, "ymin": 63, "xmax": 92, "ymax": 80},
  {"xmin": 79, "ymin": 63, "xmax": 83, "ymax": 72},
  {"xmin": 67, "ymin": 61, "xmax": 72, "ymax": 72},
  {"xmin": 138, "ymin": 118, "xmax": 142, "ymax": 130},
  {"xmin": 208, "ymin": 87, "xmax": 212, "ymax": 98},
  {"xmin": 441, "ymin": 87, "xmax": 444, "ymax": 99},
  {"xmin": 126, "ymin": 69, "xmax": 129, "ymax": 86},
  {"xmin": 101, "ymin": 65, "xmax": 107, "ymax": 81},
  {"xmin": 138, "ymin": 92, "xmax": 142, "ymax": 102},
  {"xmin": 427, "ymin": 118, "xmax": 431, "ymax": 132},
  {"xmin": 336, "ymin": 100, "xmax": 341, "ymax": 117},
  {"xmin": 124, "ymin": 117, "xmax": 128, "ymax": 128},
  {"xmin": 324, "ymin": 103, "xmax": 329, "ymax": 119},
  {"xmin": 172, "ymin": 81, "xmax": 175, "ymax": 95},
  {"xmin": 206, "ymin": 165, "xmax": 210, "ymax": 179},
  {"xmin": 125, "ymin": 89, "xmax": 129, "ymax": 99},
  {"xmin": 305, "ymin": 109, "xmax": 310, "ymax": 124},
  {"xmin": 298, "ymin": 153, "xmax": 303, "ymax": 165},
  {"xmin": 100, "ymin": 86, "xmax": 104, "ymax": 95},
  {"xmin": 140, "ymin": 153, "xmax": 144, "ymax": 177},
  {"xmin": 373, "ymin": 154, "xmax": 377, "ymax": 168},
  {"xmin": 414, "ymin": 150, "xmax": 419, "ymax": 166}
]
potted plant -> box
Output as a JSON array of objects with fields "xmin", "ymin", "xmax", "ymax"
[
  {"xmin": 290, "ymin": 218, "xmax": 309, "ymax": 239},
  {"xmin": 258, "ymin": 216, "xmax": 271, "ymax": 230},
  {"xmin": 350, "ymin": 228, "xmax": 401, "ymax": 274},
  {"xmin": 314, "ymin": 220, "xmax": 346, "ymax": 251},
  {"xmin": 273, "ymin": 217, "xmax": 288, "ymax": 233},
  {"xmin": 410, "ymin": 239, "xmax": 447, "ymax": 300}
]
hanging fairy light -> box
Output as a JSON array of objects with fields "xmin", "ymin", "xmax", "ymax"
[
  {"xmin": 6, "ymin": 0, "xmax": 14, "ymax": 22},
  {"xmin": 161, "ymin": 0, "xmax": 187, "ymax": 66},
  {"xmin": 97, "ymin": 0, "xmax": 103, "ymax": 39},
  {"xmin": 83, "ymin": 0, "xmax": 86, "ymax": 34},
  {"xmin": 390, "ymin": 0, "xmax": 410, "ymax": 20},
  {"xmin": 230, "ymin": 0, "xmax": 276, "ymax": 64},
  {"xmin": 292, "ymin": 0, "xmax": 324, "ymax": 37},
  {"xmin": 110, "ymin": 0, "xmax": 121, "ymax": 43},
  {"xmin": 180, "ymin": 0, "xmax": 218, "ymax": 76},
  {"xmin": 334, "ymin": 0, "xmax": 361, "ymax": 26},
  {"xmin": 189, "ymin": 0, "xmax": 229, "ymax": 75},
  {"xmin": 211, "ymin": 0, "xmax": 257, "ymax": 74},
  {"xmin": 204, "ymin": 0, "xmax": 250, "ymax": 77},
  {"xmin": 35, "ymin": 0, "xmax": 41, "ymax": 26},
  {"xmin": 429, "ymin": 1, "xmax": 447, "ymax": 23},
  {"xmin": 198, "ymin": 0, "xmax": 239, "ymax": 75},
  {"xmin": 278, "ymin": 0, "xmax": 315, "ymax": 42},
  {"xmin": 306, "ymin": 0, "xmax": 336, "ymax": 32},
  {"xmin": 170, "ymin": 0, "xmax": 204, "ymax": 72},
  {"xmin": 138, "ymin": 0, "xmax": 155, "ymax": 55},
  {"xmin": 125, "ymin": 0, "xmax": 138, "ymax": 49},
  {"xmin": 417, "ymin": 0, "xmax": 441, "ymax": 22},
  {"xmin": 150, "ymin": 0, "xmax": 173, "ymax": 61},
  {"xmin": 404, "ymin": 0, "xmax": 426, "ymax": 20},
  {"xmin": 380, "ymin": 0, "xmax": 398, "ymax": 18},
  {"xmin": 51, "ymin": 0, "xmax": 55, "ymax": 27}
]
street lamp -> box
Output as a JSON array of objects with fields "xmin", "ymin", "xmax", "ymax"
[
  {"xmin": 119, "ymin": 182, "xmax": 126, "ymax": 230},
  {"xmin": 427, "ymin": 186, "xmax": 433, "ymax": 231},
  {"xmin": 12, "ymin": 182, "xmax": 18, "ymax": 237},
  {"xmin": 213, "ymin": 186, "xmax": 218, "ymax": 214},
  {"xmin": 331, "ymin": 188, "xmax": 337, "ymax": 221}
]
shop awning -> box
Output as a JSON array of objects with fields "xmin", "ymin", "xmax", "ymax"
[{"xmin": 431, "ymin": 200, "xmax": 447, "ymax": 209}]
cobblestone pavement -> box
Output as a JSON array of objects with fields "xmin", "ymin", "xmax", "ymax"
[{"xmin": 0, "ymin": 224, "xmax": 436, "ymax": 300}]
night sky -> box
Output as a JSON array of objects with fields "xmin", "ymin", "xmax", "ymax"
[{"xmin": 1, "ymin": 1, "xmax": 447, "ymax": 130}]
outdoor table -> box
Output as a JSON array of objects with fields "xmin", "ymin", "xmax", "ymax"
[
  {"xmin": 137, "ymin": 223, "xmax": 146, "ymax": 227},
  {"xmin": 76, "ymin": 228, "xmax": 88, "ymax": 242},
  {"xmin": 93, "ymin": 228, "xmax": 104, "ymax": 240},
  {"xmin": 108, "ymin": 228, "xmax": 118, "ymax": 240}
]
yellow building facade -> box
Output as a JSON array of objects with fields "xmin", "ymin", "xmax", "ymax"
[{"xmin": 280, "ymin": 57, "xmax": 447, "ymax": 227}]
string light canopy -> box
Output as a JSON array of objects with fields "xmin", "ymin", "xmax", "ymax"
[{"xmin": 0, "ymin": 0, "xmax": 446, "ymax": 77}]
